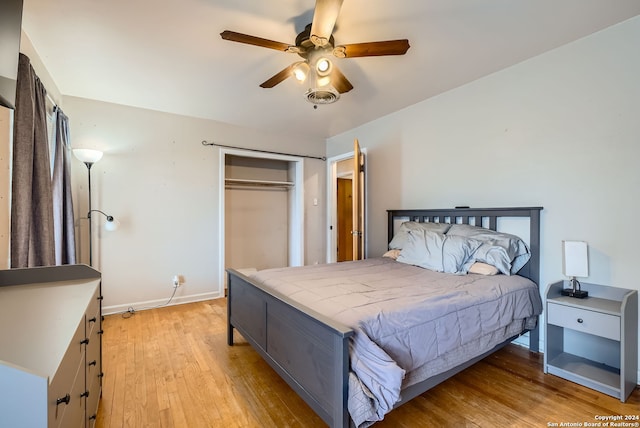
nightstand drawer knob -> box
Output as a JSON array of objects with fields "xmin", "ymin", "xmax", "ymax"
[{"xmin": 577, "ymin": 318, "xmax": 583, "ymax": 323}]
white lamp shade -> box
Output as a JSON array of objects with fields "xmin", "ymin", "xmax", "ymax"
[
  {"xmin": 73, "ymin": 149, "xmax": 103, "ymax": 164},
  {"xmin": 104, "ymin": 218, "xmax": 119, "ymax": 232},
  {"xmin": 562, "ymin": 240, "xmax": 589, "ymax": 278},
  {"xmin": 293, "ymin": 61, "xmax": 310, "ymax": 82}
]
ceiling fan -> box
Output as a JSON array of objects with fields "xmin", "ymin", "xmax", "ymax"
[{"xmin": 220, "ymin": 0, "xmax": 410, "ymax": 105}]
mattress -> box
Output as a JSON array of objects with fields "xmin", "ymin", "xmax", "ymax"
[{"xmin": 249, "ymin": 257, "xmax": 543, "ymax": 426}]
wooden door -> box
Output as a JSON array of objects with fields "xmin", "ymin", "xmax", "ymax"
[
  {"xmin": 336, "ymin": 178, "xmax": 353, "ymax": 262},
  {"xmin": 352, "ymin": 139, "xmax": 365, "ymax": 260}
]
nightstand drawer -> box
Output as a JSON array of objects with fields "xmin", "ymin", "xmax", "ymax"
[{"xmin": 547, "ymin": 302, "xmax": 620, "ymax": 341}]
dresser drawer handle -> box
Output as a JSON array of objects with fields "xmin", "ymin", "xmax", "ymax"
[
  {"xmin": 56, "ymin": 394, "xmax": 71, "ymax": 406},
  {"xmin": 88, "ymin": 360, "xmax": 97, "ymax": 367},
  {"xmin": 577, "ymin": 318, "xmax": 584, "ymax": 324},
  {"xmin": 88, "ymin": 317, "xmax": 97, "ymax": 323},
  {"xmin": 81, "ymin": 390, "xmax": 90, "ymax": 398},
  {"xmin": 89, "ymin": 415, "xmax": 97, "ymax": 421},
  {"xmin": 81, "ymin": 338, "xmax": 90, "ymax": 345}
]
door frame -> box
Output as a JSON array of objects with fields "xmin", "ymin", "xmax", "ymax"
[
  {"xmin": 326, "ymin": 149, "xmax": 367, "ymax": 263},
  {"xmin": 218, "ymin": 148, "xmax": 304, "ymax": 288}
]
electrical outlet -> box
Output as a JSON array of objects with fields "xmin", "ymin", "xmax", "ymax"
[{"xmin": 172, "ymin": 275, "xmax": 180, "ymax": 288}]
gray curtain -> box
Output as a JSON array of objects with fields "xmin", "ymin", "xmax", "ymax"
[
  {"xmin": 10, "ymin": 53, "xmax": 55, "ymax": 268},
  {"xmin": 52, "ymin": 107, "xmax": 77, "ymax": 265}
]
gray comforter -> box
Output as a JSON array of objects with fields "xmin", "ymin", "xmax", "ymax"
[{"xmin": 250, "ymin": 257, "xmax": 542, "ymax": 426}]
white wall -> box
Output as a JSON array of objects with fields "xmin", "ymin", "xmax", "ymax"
[
  {"xmin": 20, "ymin": 32, "xmax": 62, "ymax": 106},
  {"xmin": 63, "ymin": 96, "xmax": 326, "ymax": 313},
  {"xmin": 327, "ymin": 17, "xmax": 640, "ymax": 354}
]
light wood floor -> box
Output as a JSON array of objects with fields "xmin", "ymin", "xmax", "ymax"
[{"xmin": 97, "ymin": 299, "xmax": 639, "ymax": 428}]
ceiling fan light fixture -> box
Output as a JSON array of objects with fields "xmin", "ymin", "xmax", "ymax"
[
  {"xmin": 316, "ymin": 75, "xmax": 331, "ymax": 88},
  {"xmin": 316, "ymin": 57, "xmax": 331, "ymax": 75},
  {"xmin": 220, "ymin": 0, "xmax": 409, "ymax": 104},
  {"xmin": 293, "ymin": 62, "xmax": 310, "ymax": 82}
]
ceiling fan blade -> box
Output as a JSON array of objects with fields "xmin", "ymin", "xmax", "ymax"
[
  {"xmin": 310, "ymin": 0, "xmax": 344, "ymax": 47},
  {"xmin": 330, "ymin": 65, "xmax": 353, "ymax": 94},
  {"xmin": 220, "ymin": 30, "xmax": 294, "ymax": 52},
  {"xmin": 333, "ymin": 39, "xmax": 410, "ymax": 58},
  {"xmin": 260, "ymin": 64, "xmax": 296, "ymax": 88}
]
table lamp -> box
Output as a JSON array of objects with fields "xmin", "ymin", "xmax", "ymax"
[{"xmin": 561, "ymin": 240, "xmax": 589, "ymax": 298}]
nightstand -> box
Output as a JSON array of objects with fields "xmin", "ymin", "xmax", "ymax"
[{"xmin": 544, "ymin": 281, "xmax": 638, "ymax": 401}]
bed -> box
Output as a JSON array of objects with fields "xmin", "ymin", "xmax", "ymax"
[{"xmin": 226, "ymin": 207, "xmax": 543, "ymax": 427}]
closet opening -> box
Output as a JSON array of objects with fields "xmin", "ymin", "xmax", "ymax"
[{"xmin": 218, "ymin": 148, "xmax": 303, "ymax": 290}]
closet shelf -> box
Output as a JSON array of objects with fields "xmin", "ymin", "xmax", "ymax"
[{"xmin": 225, "ymin": 178, "xmax": 294, "ymax": 188}]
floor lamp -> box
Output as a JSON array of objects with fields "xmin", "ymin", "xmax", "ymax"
[
  {"xmin": 73, "ymin": 149, "xmax": 118, "ymax": 266},
  {"xmin": 72, "ymin": 148, "xmax": 115, "ymax": 397}
]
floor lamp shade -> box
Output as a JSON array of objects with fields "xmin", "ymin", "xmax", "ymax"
[
  {"xmin": 562, "ymin": 240, "xmax": 589, "ymax": 278},
  {"xmin": 73, "ymin": 149, "xmax": 103, "ymax": 164}
]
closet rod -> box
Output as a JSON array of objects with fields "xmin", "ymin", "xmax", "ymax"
[{"xmin": 201, "ymin": 140, "xmax": 326, "ymax": 161}]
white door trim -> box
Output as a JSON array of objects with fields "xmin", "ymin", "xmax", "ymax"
[{"xmin": 325, "ymin": 149, "xmax": 367, "ymax": 263}]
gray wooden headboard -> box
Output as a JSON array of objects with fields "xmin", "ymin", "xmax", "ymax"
[
  {"xmin": 387, "ymin": 206, "xmax": 543, "ymax": 353},
  {"xmin": 387, "ymin": 206, "xmax": 542, "ymax": 285}
]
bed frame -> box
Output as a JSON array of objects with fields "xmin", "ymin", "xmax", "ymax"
[{"xmin": 227, "ymin": 206, "xmax": 542, "ymax": 427}]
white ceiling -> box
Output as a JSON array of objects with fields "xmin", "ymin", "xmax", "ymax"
[{"xmin": 21, "ymin": 0, "xmax": 640, "ymax": 140}]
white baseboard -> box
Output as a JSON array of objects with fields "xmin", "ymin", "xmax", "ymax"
[
  {"xmin": 511, "ymin": 331, "xmax": 543, "ymax": 352},
  {"xmin": 102, "ymin": 291, "xmax": 224, "ymax": 316},
  {"xmin": 511, "ymin": 335, "xmax": 531, "ymax": 349}
]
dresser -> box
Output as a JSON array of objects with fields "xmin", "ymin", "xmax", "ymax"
[
  {"xmin": 544, "ymin": 280, "xmax": 638, "ymax": 402},
  {"xmin": 0, "ymin": 265, "xmax": 102, "ymax": 427}
]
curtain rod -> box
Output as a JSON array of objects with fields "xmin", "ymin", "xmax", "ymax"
[
  {"xmin": 45, "ymin": 92, "xmax": 58, "ymax": 108},
  {"xmin": 201, "ymin": 140, "xmax": 326, "ymax": 161}
]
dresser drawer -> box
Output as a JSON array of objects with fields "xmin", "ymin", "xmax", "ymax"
[
  {"xmin": 86, "ymin": 374, "xmax": 101, "ymax": 428},
  {"xmin": 54, "ymin": 360, "xmax": 85, "ymax": 428},
  {"xmin": 86, "ymin": 321, "xmax": 101, "ymax": 392},
  {"xmin": 48, "ymin": 319, "xmax": 85, "ymax": 427},
  {"xmin": 547, "ymin": 302, "xmax": 620, "ymax": 341},
  {"xmin": 48, "ymin": 346, "xmax": 85, "ymax": 428},
  {"xmin": 86, "ymin": 287, "xmax": 101, "ymax": 338}
]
